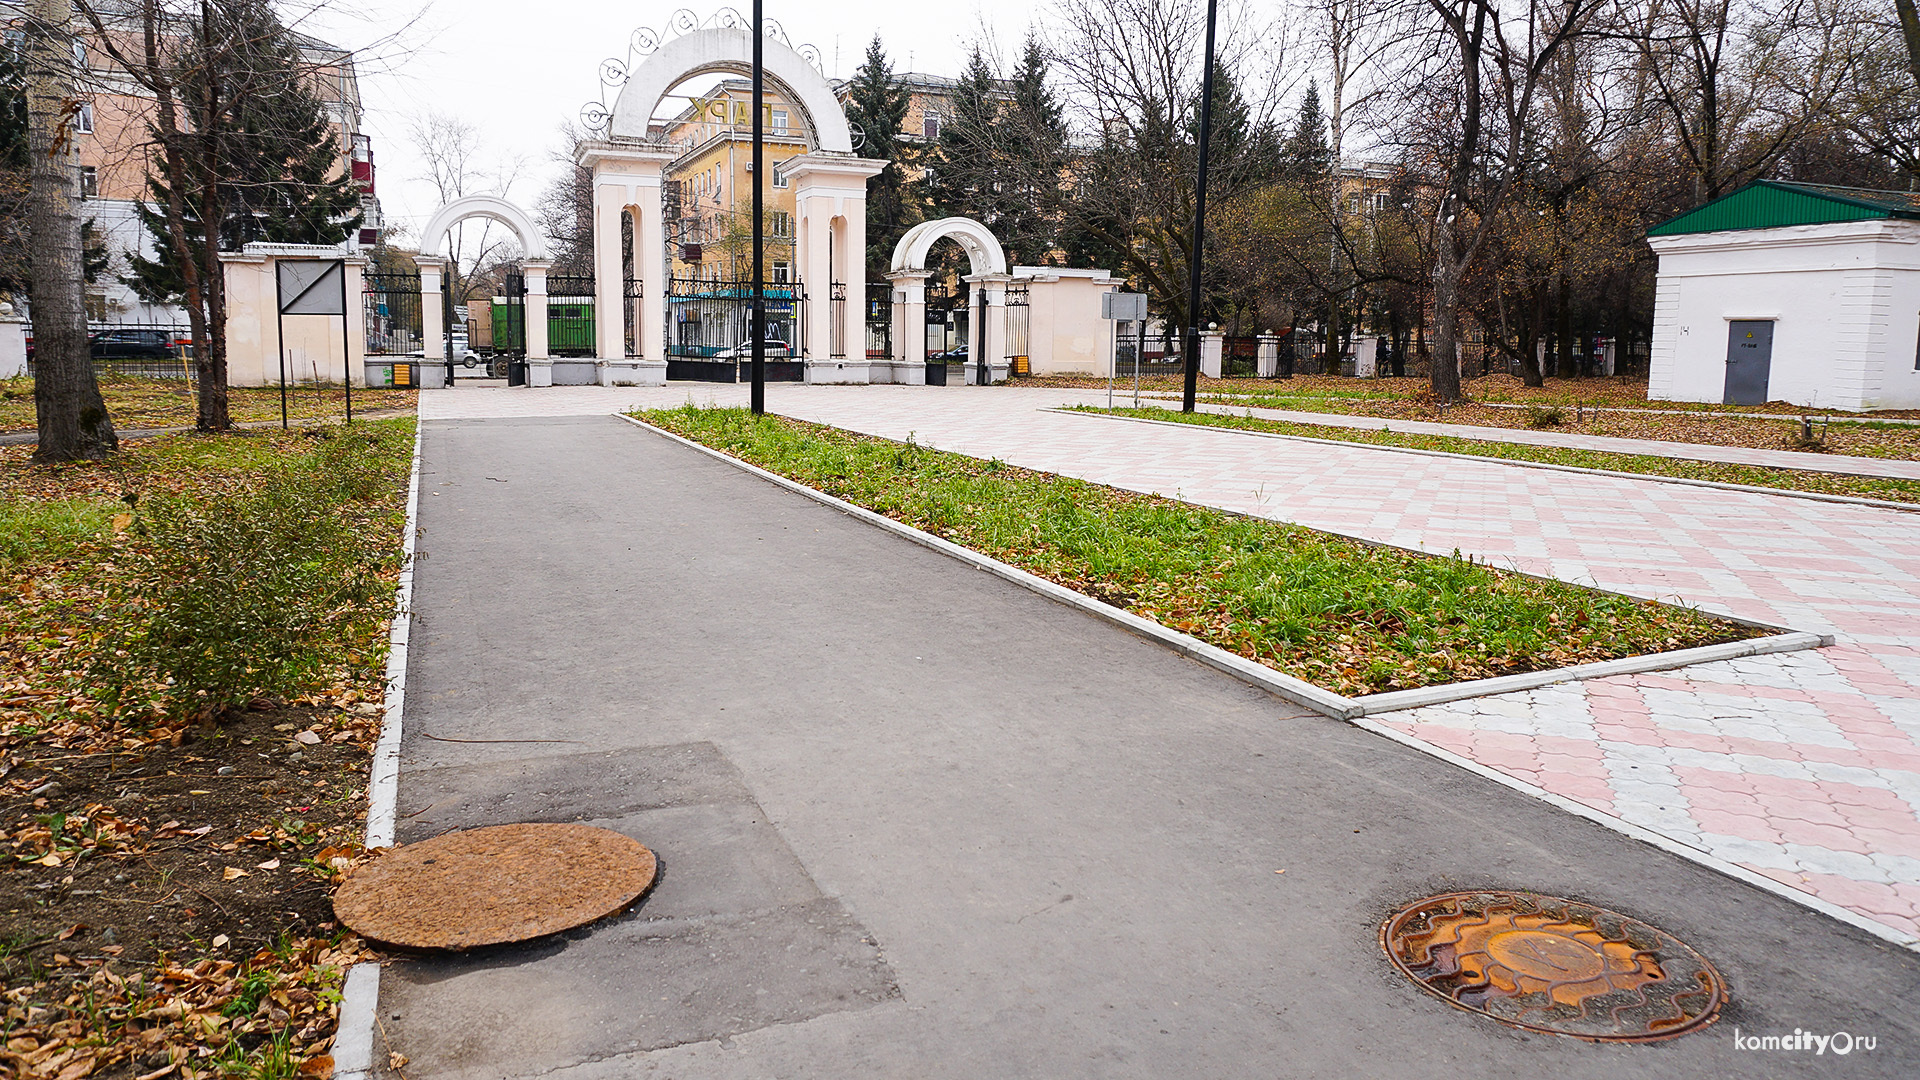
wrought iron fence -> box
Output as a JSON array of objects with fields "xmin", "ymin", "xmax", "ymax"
[
  {"xmin": 25, "ymin": 323, "xmax": 199, "ymax": 380},
  {"xmin": 664, "ymin": 277, "xmax": 805, "ymax": 381},
  {"xmin": 865, "ymin": 282, "xmax": 891, "ymax": 360},
  {"xmin": 363, "ymin": 271, "xmax": 422, "ymax": 357},
  {"xmin": 1003, "ymin": 283, "xmax": 1029, "ymax": 374},
  {"xmin": 829, "ymin": 281, "xmax": 846, "ymax": 359}
]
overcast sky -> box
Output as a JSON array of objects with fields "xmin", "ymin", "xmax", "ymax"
[{"xmin": 300, "ymin": 1, "xmax": 1056, "ymax": 246}]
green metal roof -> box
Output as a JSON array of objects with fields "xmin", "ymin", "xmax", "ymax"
[{"xmin": 1647, "ymin": 180, "xmax": 1920, "ymax": 237}]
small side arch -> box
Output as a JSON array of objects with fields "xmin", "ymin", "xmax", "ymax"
[
  {"xmin": 419, "ymin": 195, "xmax": 548, "ymax": 262},
  {"xmin": 891, "ymin": 217, "xmax": 1007, "ymax": 277}
]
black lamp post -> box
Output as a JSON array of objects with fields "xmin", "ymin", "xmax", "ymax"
[
  {"xmin": 750, "ymin": 0, "xmax": 766, "ymax": 414},
  {"xmin": 1182, "ymin": 0, "xmax": 1219, "ymax": 413}
]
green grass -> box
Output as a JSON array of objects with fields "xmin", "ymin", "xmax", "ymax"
[
  {"xmin": 1067, "ymin": 407, "xmax": 1920, "ymax": 506},
  {"xmin": 640, "ymin": 406, "xmax": 1752, "ymax": 696},
  {"xmin": 0, "ymin": 495, "xmax": 111, "ymax": 566}
]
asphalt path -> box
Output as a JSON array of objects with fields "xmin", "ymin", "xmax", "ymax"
[{"xmin": 378, "ymin": 414, "xmax": 1919, "ymax": 1079}]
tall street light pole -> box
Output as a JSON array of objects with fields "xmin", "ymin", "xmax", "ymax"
[
  {"xmin": 750, "ymin": 0, "xmax": 767, "ymax": 414},
  {"xmin": 1182, "ymin": 0, "xmax": 1219, "ymax": 413}
]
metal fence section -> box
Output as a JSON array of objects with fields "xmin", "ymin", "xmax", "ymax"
[
  {"xmin": 1003, "ymin": 283, "xmax": 1030, "ymax": 375},
  {"xmin": 664, "ymin": 277, "xmax": 805, "ymax": 381},
  {"xmin": 865, "ymin": 282, "xmax": 891, "ymax": 360},
  {"xmin": 363, "ymin": 271, "xmax": 422, "ymax": 358},
  {"xmin": 1114, "ymin": 319, "xmax": 1184, "ymax": 378},
  {"xmin": 545, "ymin": 274, "xmax": 597, "ymax": 357},
  {"xmin": 829, "ymin": 281, "xmax": 847, "ymax": 358}
]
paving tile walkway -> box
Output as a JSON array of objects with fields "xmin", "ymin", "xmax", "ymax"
[
  {"xmin": 421, "ymin": 383, "xmax": 1920, "ymax": 944},
  {"xmin": 1119, "ymin": 395, "xmax": 1920, "ymax": 480}
]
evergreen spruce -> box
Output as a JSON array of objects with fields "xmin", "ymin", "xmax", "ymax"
[
  {"xmin": 927, "ymin": 48, "xmax": 1004, "ymax": 230},
  {"xmin": 1000, "ymin": 34, "xmax": 1068, "ymax": 265},
  {"xmin": 1280, "ymin": 81, "xmax": 1333, "ymax": 182},
  {"xmin": 843, "ymin": 36, "xmax": 919, "ymax": 272}
]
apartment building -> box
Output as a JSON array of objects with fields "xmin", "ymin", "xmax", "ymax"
[{"xmin": 1, "ymin": 3, "xmax": 378, "ymax": 324}]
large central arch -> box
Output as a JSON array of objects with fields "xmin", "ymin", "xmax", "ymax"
[{"xmin": 576, "ymin": 22, "xmax": 883, "ymax": 385}]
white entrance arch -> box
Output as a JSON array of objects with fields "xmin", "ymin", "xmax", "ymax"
[
  {"xmin": 414, "ymin": 195, "xmax": 554, "ymax": 381},
  {"xmin": 577, "ymin": 24, "xmax": 884, "ymax": 385},
  {"xmin": 886, "ymin": 217, "xmax": 1013, "ymax": 385}
]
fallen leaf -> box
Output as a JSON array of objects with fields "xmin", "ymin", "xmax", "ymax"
[
  {"xmin": 222, "ymin": 867, "xmax": 248, "ymax": 881},
  {"xmin": 388, "ymin": 1052, "xmax": 409, "ymax": 1070},
  {"xmin": 256, "ymin": 858, "xmax": 281, "ymax": 870},
  {"xmin": 56, "ymin": 923, "xmax": 84, "ymax": 941},
  {"xmin": 212, "ymin": 934, "xmax": 230, "ymax": 947},
  {"xmin": 294, "ymin": 731, "xmax": 322, "ymax": 746},
  {"xmin": 297, "ymin": 1055, "xmax": 334, "ymax": 1078}
]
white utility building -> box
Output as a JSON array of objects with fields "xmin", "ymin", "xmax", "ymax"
[{"xmin": 1646, "ymin": 181, "xmax": 1920, "ymax": 411}]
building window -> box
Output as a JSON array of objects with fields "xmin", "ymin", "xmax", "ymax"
[
  {"xmin": 768, "ymin": 211, "xmax": 792, "ymax": 238},
  {"xmin": 772, "ymin": 163, "xmax": 788, "ymax": 189},
  {"xmin": 923, "ymin": 116, "xmax": 939, "ymax": 141},
  {"xmin": 85, "ymin": 293, "xmax": 108, "ymax": 321},
  {"xmin": 772, "ymin": 261, "xmax": 790, "ymax": 284},
  {"xmin": 80, "ymin": 166, "xmax": 96, "ymax": 197},
  {"xmin": 74, "ymin": 103, "xmax": 93, "ymax": 134},
  {"xmin": 771, "ymin": 108, "xmax": 787, "ymax": 133}
]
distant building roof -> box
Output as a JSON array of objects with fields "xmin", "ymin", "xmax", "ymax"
[{"xmin": 1648, "ymin": 180, "xmax": 1920, "ymax": 237}]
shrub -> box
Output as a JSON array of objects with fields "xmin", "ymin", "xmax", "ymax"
[
  {"xmin": 89, "ymin": 429, "xmax": 403, "ymax": 718},
  {"xmin": 1523, "ymin": 404, "xmax": 1565, "ymax": 428}
]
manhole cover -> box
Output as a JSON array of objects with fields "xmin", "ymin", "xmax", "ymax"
[
  {"xmin": 1381, "ymin": 890, "xmax": 1725, "ymax": 1041},
  {"xmin": 334, "ymin": 823, "xmax": 656, "ymax": 949}
]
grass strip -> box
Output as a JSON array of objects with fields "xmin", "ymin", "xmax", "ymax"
[
  {"xmin": 1069, "ymin": 406, "xmax": 1920, "ymax": 507},
  {"xmin": 641, "ymin": 405, "xmax": 1754, "ymax": 697}
]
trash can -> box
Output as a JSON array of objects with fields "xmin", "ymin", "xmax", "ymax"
[{"xmin": 507, "ymin": 358, "xmax": 527, "ymax": 386}]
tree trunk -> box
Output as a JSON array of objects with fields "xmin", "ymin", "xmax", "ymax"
[
  {"xmin": 1428, "ymin": 224, "xmax": 1464, "ymax": 402},
  {"xmin": 1555, "ymin": 270, "xmax": 1575, "ymax": 378},
  {"xmin": 192, "ymin": 8, "xmax": 231, "ymax": 431},
  {"xmin": 1895, "ymin": 0, "xmax": 1920, "ymax": 93},
  {"xmin": 26, "ymin": 0, "xmax": 116, "ymax": 462}
]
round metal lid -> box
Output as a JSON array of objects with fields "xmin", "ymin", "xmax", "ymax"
[
  {"xmin": 334, "ymin": 823, "xmax": 657, "ymax": 950},
  {"xmin": 1381, "ymin": 890, "xmax": 1726, "ymax": 1042}
]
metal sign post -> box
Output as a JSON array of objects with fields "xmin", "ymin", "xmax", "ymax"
[
  {"xmin": 1102, "ymin": 291, "xmax": 1149, "ymax": 411},
  {"xmin": 276, "ymin": 259, "xmax": 350, "ymax": 429}
]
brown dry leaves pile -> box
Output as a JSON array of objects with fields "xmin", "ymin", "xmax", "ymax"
[{"xmin": 0, "ymin": 379, "xmax": 416, "ymax": 435}]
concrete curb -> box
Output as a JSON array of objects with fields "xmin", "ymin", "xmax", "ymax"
[
  {"xmin": 617, "ymin": 415, "xmax": 1823, "ymax": 717},
  {"xmin": 1056, "ymin": 407, "xmax": 1920, "ymax": 514},
  {"xmin": 336, "ymin": 420, "xmax": 422, "ymax": 1079},
  {"xmin": 620, "ymin": 413, "xmax": 1920, "ymax": 955}
]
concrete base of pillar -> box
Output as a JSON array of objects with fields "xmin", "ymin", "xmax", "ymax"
[
  {"xmin": 965, "ymin": 362, "xmax": 1012, "ymax": 386},
  {"xmin": 550, "ymin": 359, "xmax": 599, "ymax": 386},
  {"xmin": 804, "ymin": 359, "xmax": 872, "ymax": 385},
  {"xmin": 876, "ymin": 360, "xmax": 925, "ymax": 385},
  {"xmin": 602, "ymin": 359, "xmax": 667, "ymax": 386},
  {"xmin": 528, "ymin": 360, "xmax": 554, "ymax": 388}
]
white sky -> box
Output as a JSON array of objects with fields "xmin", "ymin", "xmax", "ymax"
[{"xmin": 301, "ymin": 1, "xmax": 1058, "ymax": 243}]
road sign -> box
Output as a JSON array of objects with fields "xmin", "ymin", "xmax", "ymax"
[
  {"xmin": 277, "ymin": 260, "xmax": 347, "ymax": 315},
  {"xmin": 1102, "ymin": 291, "xmax": 1147, "ymax": 322}
]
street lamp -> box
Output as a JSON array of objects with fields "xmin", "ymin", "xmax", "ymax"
[
  {"xmin": 1182, "ymin": 0, "xmax": 1219, "ymax": 413},
  {"xmin": 750, "ymin": 0, "xmax": 766, "ymax": 414}
]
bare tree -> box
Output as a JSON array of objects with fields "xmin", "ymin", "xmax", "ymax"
[{"xmin": 26, "ymin": 0, "xmax": 115, "ymax": 461}]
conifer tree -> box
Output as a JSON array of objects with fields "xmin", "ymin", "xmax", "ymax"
[
  {"xmin": 843, "ymin": 36, "xmax": 919, "ymax": 272},
  {"xmin": 926, "ymin": 48, "xmax": 1004, "ymax": 230},
  {"xmin": 1000, "ymin": 34, "xmax": 1068, "ymax": 265},
  {"xmin": 1280, "ymin": 81, "xmax": 1333, "ymax": 181}
]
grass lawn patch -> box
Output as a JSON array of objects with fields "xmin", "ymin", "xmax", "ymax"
[
  {"xmin": 0, "ymin": 373, "xmax": 417, "ymax": 434},
  {"xmin": 1069, "ymin": 406, "xmax": 1920, "ymax": 507},
  {"xmin": 0, "ymin": 419, "xmax": 414, "ymax": 1078},
  {"xmin": 641, "ymin": 406, "xmax": 1756, "ymax": 698}
]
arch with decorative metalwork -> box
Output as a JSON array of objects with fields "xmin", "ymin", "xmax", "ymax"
[
  {"xmin": 609, "ymin": 27, "xmax": 853, "ymax": 153},
  {"xmin": 418, "ymin": 195, "xmax": 548, "ymax": 262},
  {"xmin": 891, "ymin": 217, "xmax": 1008, "ymax": 277}
]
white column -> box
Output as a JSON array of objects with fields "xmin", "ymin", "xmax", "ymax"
[
  {"xmin": 888, "ymin": 271, "xmax": 928, "ymax": 385},
  {"xmin": 965, "ymin": 280, "xmax": 983, "ymax": 384},
  {"xmin": 416, "ymin": 256, "xmax": 446, "ymax": 363},
  {"xmin": 844, "ymin": 210, "xmax": 869, "ymax": 365},
  {"xmin": 0, "ymin": 303, "xmax": 26, "ymax": 378},
  {"xmin": 524, "ymin": 259, "xmax": 552, "ymax": 387},
  {"xmin": 593, "ymin": 182, "xmax": 625, "ymax": 365},
  {"xmin": 801, "ymin": 202, "xmax": 833, "ymax": 360},
  {"xmin": 1200, "ymin": 328, "xmax": 1225, "ymax": 378},
  {"xmin": 636, "ymin": 178, "xmax": 666, "ymax": 366},
  {"xmin": 966, "ymin": 273, "xmax": 1011, "ymax": 385}
]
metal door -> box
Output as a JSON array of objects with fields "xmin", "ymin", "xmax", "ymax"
[{"xmin": 1724, "ymin": 320, "xmax": 1773, "ymax": 405}]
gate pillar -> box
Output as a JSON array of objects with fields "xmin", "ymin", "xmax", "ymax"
[
  {"xmin": 578, "ymin": 142, "xmax": 675, "ymax": 386},
  {"xmin": 415, "ymin": 255, "xmax": 446, "ymax": 364},
  {"xmin": 524, "ymin": 259, "xmax": 552, "ymax": 388},
  {"xmin": 886, "ymin": 270, "xmax": 929, "ymax": 385},
  {"xmin": 784, "ymin": 154, "xmax": 885, "ymax": 382},
  {"xmin": 965, "ymin": 272, "xmax": 1012, "ymax": 385}
]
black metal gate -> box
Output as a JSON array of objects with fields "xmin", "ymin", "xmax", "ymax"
[
  {"xmin": 664, "ymin": 277, "xmax": 805, "ymax": 382},
  {"xmin": 923, "ymin": 280, "xmax": 964, "ymax": 385},
  {"xmin": 497, "ymin": 271, "xmax": 527, "ymax": 384},
  {"xmin": 363, "ymin": 270, "xmax": 422, "ymax": 359},
  {"xmin": 865, "ymin": 282, "xmax": 892, "ymax": 361},
  {"xmin": 829, "ymin": 281, "xmax": 847, "ymax": 359},
  {"xmin": 1004, "ymin": 283, "xmax": 1030, "ymax": 377}
]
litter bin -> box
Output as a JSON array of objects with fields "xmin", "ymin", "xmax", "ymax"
[{"xmin": 507, "ymin": 358, "xmax": 527, "ymax": 386}]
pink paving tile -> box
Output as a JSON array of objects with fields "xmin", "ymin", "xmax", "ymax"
[
  {"xmin": 1773, "ymin": 820, "xmax": 1877, "ymax": 854},
  {"xmin": 1792, "ymin": 873, "xmax": 1920, "ymax": 926},
  {"xmin": 1686, "ymin": 809, "xmax": 1785, "ymax": 845}
]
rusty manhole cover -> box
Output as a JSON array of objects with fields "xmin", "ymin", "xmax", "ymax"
[
  {"xmin": 1381, "ymin": 890, "xmax": 1725, "ymax": 1041},
  {"xmin": 334, "ymin": 823, "xmax": 656, "ymax": 949}
]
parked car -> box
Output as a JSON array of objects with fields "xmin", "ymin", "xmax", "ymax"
[
  {"xmin": 90, "ymin": 328, "xmax": 187, "ymax": 360},
  {"xmin": 713, "ymin": 339, "xmax": 793, "ymax": 360},
  {"xmin": 930, "ymin": 345, "xmax": 968, "ymax": 363}
]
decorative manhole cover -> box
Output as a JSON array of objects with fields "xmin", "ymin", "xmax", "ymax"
[
  {"xmin": 334, "ymin": 823, "xmax": 657, "ymax": 950},
  {"xmin": 1381, "ymin": 890, "xmax": 1725, "ymax": 1041}
]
